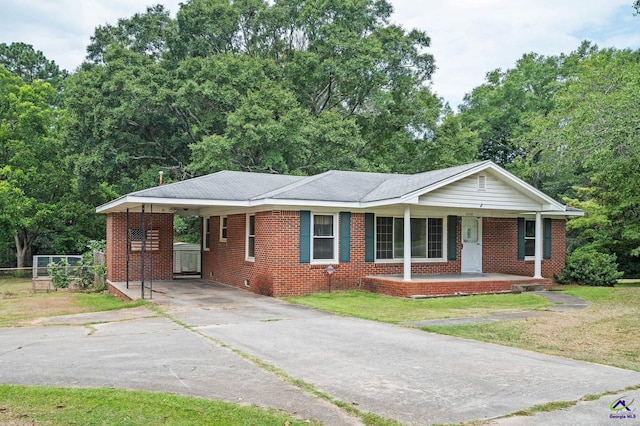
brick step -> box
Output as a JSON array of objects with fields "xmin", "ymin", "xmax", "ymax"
[{"xmin": 511, "ymin": 283, "xmax": 545, "ymax": 293}]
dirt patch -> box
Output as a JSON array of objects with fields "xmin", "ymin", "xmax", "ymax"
[
  {"xmin": 0, "ymin": 295, "xmax": 84, "ymax": 317},
  {"xmin": 521, "ymin": 305, "xmax": 640, "ymax": 370}
]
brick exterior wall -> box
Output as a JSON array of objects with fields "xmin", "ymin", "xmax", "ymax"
[
  {"xmin": 106, "ymin": 212, "xmax": 174, "ymax": 282},
  {"xmin": 202, "ymin": 214, "xmax": 256, "ymax": 289},
  {"xmin": 200, "ymin": 211, "xmax": 567, "ymax": 297},
  {"xmin": 482, "ymin": 217, "xmax": 565, "ymax": 278}
]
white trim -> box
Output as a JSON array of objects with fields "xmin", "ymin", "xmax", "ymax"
[
  {"xmin": 245, "ymin": 214, "xmax": 255, "ymax": 261},
  {"xmin": 219, "ymin": 216, "xmax": 228, "ymax": 242},
  {"xmin": 202, "ymin": 217, "xmax": 210, "ymax": 251},
  {"xmin": 310, "ymin": 213, "xmax": 339, "ymax": 264}
]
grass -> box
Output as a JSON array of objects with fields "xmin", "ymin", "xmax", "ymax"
[
  {"xmin": 422, "ymin": 284, "xmax": 640, "ymax": 371},
  {"xmin": 0, "ymin": 385, "xmax": 313, "ymax": 426},
  {"xmin": 286, "ymin": 289, "xmax": 552, "ymax": 323},
  {"xmin": 0, "ymin": 277, "xmax": 145, "ymax": 327}
]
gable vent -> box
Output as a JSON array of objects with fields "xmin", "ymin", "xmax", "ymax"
[{"xmin": 477, "ymin": 175, "xmax": 487, "ymax": 191}]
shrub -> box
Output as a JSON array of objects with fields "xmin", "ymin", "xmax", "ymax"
[
  {"xmin": 48, "ymin": 260, "xmax": 71, "ymax": 289},
  {"xmin": 252, "ymin": 274, "xmax": 274, "ymax": 296},
  {"xmin": 556, "ymin": 247, "xmax": 623, "ymax": 287}
]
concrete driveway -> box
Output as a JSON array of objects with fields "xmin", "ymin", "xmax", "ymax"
[{"xmin": 3, "ymin": 280, "xmax": 640, "ymax": 425}]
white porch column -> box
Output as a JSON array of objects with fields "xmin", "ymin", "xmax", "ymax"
[
  {"xmin": 534, "ymin": 212, "xmax": 543, "ymax": 278},
  {"xmin": 403, "ymin": 206, "xmax": 412, "ymax": 282}
]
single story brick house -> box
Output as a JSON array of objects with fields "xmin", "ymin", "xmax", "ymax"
[{"xmin": 97, "ymin": 160, "xmax": 582, "ymax": 297}]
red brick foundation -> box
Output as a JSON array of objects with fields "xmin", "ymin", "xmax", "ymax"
[{"xmin": 361, "ymin": 276, "xmax": 552, "ymax": 298}]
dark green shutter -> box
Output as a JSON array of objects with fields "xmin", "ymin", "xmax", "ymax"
[
  {"xmin": 543, "ymin": 218, "xmax": 552, "ymax": 260},
  {"xmin": 364, "ymin": 213, "xmax": 375, "ymax": 262},
  {"xmin": 339, "ymin": 212, "xmax": 351, "ymax": 263},
  {"xmin": 447, "ymin": 215, "xmax": 458, "ymax": 261},
  {"xmin": 517, "ymin": 218, "xmax": 525, "ymax": 260},
  {"xmin": 299, "ymin": 211, "xmax": 311, "ymax": 263}
]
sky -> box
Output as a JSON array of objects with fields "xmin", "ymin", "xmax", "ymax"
[{"xmin": 1, "ymin": 0, "xmax": 639, "ymax": 109}]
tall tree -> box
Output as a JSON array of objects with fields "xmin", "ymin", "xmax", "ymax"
[
  {"xmin": 0, "ymin": 42, "xmax": 68, "ymax": 88},
  {"xmin": 0, "ymin": 67, "xmax": 70, "ymax": 268},
  {"xmin": 68, "ymin": 0, "xmax": 441, "ymax": 192},
  {"xmin": 526, "ymin": 48, "xmax": 640, "ymax": 274},
  {"xmin": 458, "ymin": 42, "xmax": 597, "ymax": 174}
]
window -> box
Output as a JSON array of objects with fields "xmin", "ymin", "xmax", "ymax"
[
  {"xmin": 525, "ymin": 219, "xmax": 536, "ymax": 257},
  {"xmin": 246, "ymin": 214, "xmax": 255, "ymax": 260},
  {"xmin": 220, "ymin": 216, "xmax": 228, "ymax": 242},
  {"xmin": 375, "ymin": 216, "xmax": 444, "ymax": 260},
  {"xmin": 312, "ymin": 214, "xmax": 337, "ymax": 262},
  {"xmin": 376, "ymin": 217, "xmax": 393, "ymax": 259},
  {"xmin": 428, "ymin": 218, "xmax": 443, "ymax": 259},
  {"xmin": 203, "ymin": 217, "xmax": 210, "ymax": 251}
]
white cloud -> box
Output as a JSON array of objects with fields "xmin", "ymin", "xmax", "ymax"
[
  {"xmin": 1, "ymin": 0, "xmax": 639, "ymax": 107},
  {"xmin": 391, "ymin": 0, "xmax": 639, "ymax": 108}
]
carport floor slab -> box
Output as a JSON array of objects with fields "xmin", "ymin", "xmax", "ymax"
[
  {"xmin": 180, "ymin": 308, "xmax": 640, "ymax": 425},
  {"xmin": 0, "ymin": 315, "xmax": 361, "ymax": 426}
]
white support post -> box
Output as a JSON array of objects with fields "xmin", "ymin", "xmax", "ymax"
[
  {"xmin": 403, "ymin": 206, "xmax": 412, "ymax": 282},
  {"xmin": 534, "ymin": 212, "xmax": 543, "ymax": 278}
]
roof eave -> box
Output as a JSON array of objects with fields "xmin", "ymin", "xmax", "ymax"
[{"xmin": 96, "ymin": 195, "xmax": 253, "ymax": 214}]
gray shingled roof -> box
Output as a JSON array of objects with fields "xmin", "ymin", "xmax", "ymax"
[
  {"xmin": 126, "ymin": 161, "xmax": 489, "ymax": 203},
  {"xmin": 361, "ymin": 162, "xmax": 487, "ymax": 202},
  {"xmin": 131, "ymin": 171, "xmax": 305, "ymax": 200},
  {"xmin": 97, "ymin": 160, "xmax": 583, "ymax": 215}
]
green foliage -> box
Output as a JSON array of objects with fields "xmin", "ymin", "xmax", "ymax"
[
  {"xmin": 47, "ymin": 259, "xmax": 71, "ymax": 289},
  {"xmin": 76, "ymin": 243, "xmax": 107, "ymax": 292},
  {"xmin": 67, "ymin": 0, "xmax": 447, "ymax": 192},
  {"xmin": 0, "ymin": 385, "xmax": 312, "ymax": 426},
  {"xmin": 0, "ymin": 42, "xmax": 68, "ymax": 88},
  {"xmin": 0, "ymin": 65, "xmax": 93, "ymax": 268},
  {"xmin": 44, "ymin": 242, "xmax": 106, "ymax": 292},
  {"xmin": 287, "ymin": 290, "xmax": 551, "ymax": 323},
  {"xmin": 556, "ymin": 247, "xmax": 623, "ymax": 287}
]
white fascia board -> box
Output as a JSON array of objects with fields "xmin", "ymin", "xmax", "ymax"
[
  {"xmin": 521, "ymin": 210, "xmax": 585, "ymax": 217},
  {"xmin": 96, "ymin": 196, "xmax": 252, "ymax": 213}
]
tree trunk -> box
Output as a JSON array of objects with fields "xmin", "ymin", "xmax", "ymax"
[{"xmin": 14, "ymin": 232, "xmax": 28, "ymax": 270}]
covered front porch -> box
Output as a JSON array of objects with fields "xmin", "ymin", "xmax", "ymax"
[{"xmin": 361, "ymin": 273, "xmax": 552, "ymax": 298}]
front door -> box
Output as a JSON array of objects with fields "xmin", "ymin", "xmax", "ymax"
[{"xmin": 461, "ymin": 217, "xmax": 482, "ymax": 273}]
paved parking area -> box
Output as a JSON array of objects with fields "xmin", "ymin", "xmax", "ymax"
[{"xmin": 3, "ymin": 280, "xmax": 640, "ymax": 425}]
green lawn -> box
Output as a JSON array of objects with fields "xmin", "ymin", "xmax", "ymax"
[
  {"xmin": 0, "ymin": 385, "xmax": 314, "ymax": 426},
  {"xmin": 286, "ymin": 289, "xmax": 552, "ymax": 323},
  {"xmin": 422, "ymin": 285, "xmax": 640, "ymax": 371}
]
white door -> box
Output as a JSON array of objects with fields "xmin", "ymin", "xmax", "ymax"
[{"xmin": 461, "ymin": 217, "xmax": 482, "ymax": 273}]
